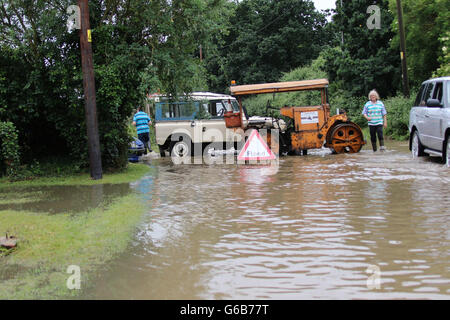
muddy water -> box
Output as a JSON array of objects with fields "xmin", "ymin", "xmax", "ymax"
[
  {"xmin": 0, "ymin": 184, "xmax": 132, "ymax": 214},
  {"xmin": 84, "ymin": 141, "xmax": 450, "ymax": 299}
]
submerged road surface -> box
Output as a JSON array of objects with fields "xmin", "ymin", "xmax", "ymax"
[{"xmin": 84, "ymin": 141, "xmax": 450, "ymax": 299}]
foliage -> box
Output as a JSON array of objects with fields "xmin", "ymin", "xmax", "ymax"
[
  {"xmin": 243, "ymin": 54, "xmax": 328, "ymax": 116},
  {"xmin": 205, "ymin": 0, "xmax": 331, "ymax": 92},
  {"xmin": 383, "ymin": 92, "xmax": 416, "ymax": 140},
  {"xmin": 322, "ymin": 0, "xmax": 401, "ymax": 97},
  {"xmin": 328, "ymin": 90, "xmax": 415, "ymax": 140},
  {"xmin": 0, "ymin": 121, "xmax": 20, "ymax": 177},
  {"xmin": 433, "ymin": 31, "xmax": 450, "ymax": 77},
  {"xmin": 3, "ymin": 157, "xmax": 87, "ymax": 182},
  {"xmin": 0, "ymin": 0, "xmax": 225, "ymax": 171},
  {"xmin": 330, "ymin": 91, "xmax": 415, "ymax": 140},
  {"xmin": 329, "ymin": 90, "xmax": 367, "ymax": 127},
  {"xmin": 389, "ymin": 0, "xmax": 450, "ymax": 85}
]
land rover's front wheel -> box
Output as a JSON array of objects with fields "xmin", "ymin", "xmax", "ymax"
[{"xmin": 170, "ymin": 139, "xmax": 191, "ymax": 159}]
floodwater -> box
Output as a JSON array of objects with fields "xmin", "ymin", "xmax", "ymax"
[
  {"xmin": 84, "ymin": 140, "xmax": 447, "ymax": 299},
  {"xmin": 0, "ymin": 184, "xmax": 132, "ymax": 214}
]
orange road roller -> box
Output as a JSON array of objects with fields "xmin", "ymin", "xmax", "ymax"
[{"xmin": 227, "ymin": 78, "xmax": 366, "ymax": 155}]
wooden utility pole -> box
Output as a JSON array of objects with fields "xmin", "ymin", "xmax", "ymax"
[
  {"xmin": 340, "ymin": 0, "xmax": 344, "ymax": 45},
  {"xmin": 396, "ymin": 0, "xmax": 410, "ymax": 97},
  {"xmin": 79, "ymin": 0, "xmax": 102, "ymax": 179}
]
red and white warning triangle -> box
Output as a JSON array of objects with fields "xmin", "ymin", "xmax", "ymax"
[{"xmin": 237, "ymin": 130, "xmax": 276, "ymax": 161}]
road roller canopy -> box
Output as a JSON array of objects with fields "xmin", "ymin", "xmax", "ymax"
[{"xmin": 230, "ymin": 79, "xmax": 329, "ymax": 96}]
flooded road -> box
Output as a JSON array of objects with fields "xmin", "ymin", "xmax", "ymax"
[
  {"xmin": 84, "ymin": 141, "xmax": 450, "ymax": 299},
  {"xmin": 0, "ymin": 184, "xmax": 132, "ymax": 214}
]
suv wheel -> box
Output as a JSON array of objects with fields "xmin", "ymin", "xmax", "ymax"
[
  {"xmin": 411, "ymin": 131, "xmax": 425, "ymax": 158},
  {"xmin": 445, "ymin": 138, "xmax": 450, "ymax": 168}
]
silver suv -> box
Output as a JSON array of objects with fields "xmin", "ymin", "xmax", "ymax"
[{"xmin": 409, "ymin": 76, "xmax": 450, "ymax": 166}]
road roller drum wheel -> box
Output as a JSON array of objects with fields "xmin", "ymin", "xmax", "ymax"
[{"xmin": 327, "ymin": 122, "xmax": 365, "ymax": 154}]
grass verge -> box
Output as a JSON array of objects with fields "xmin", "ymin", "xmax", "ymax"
[
  {"xmin": 0, "ymin": 163, "xmax": 151, "ymax": 299},
  {"xmin": 0, "ymin": 163, "xmax": 151, "ymax": 189}
]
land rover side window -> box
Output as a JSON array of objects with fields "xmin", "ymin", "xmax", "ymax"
[
  {"xmin": 157, "ymin": 101, "xmax": 197, "ymax": 120},
  {"xmin": 161, "ymin": 103, "xmax": 175, "ymax": 118},
  {"xmin": 423, "ymin": 82, "xmax": 435, "ymax": 106},
  {"xmin": 415, "ymin": 84, "xmax": 426, "ymax": 106},
  {"xmin": 231, "ymin": 100, "xmax": 240, "ymax": 112},
  {"xmin": 432, "ymin": 82, "xmax": 443, "ymax": 104},
  {"xmin": 195, "ymin": 102, "xmax": 211, "ymax": 119},
  {"xmin": 206, "ymin": 100, "xmax": 226, "ymax": 118},
  {"xmin": 223, "ymin": 99, "xmax": 239, "ymax": 114}
]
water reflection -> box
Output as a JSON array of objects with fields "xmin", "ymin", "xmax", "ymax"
[
  {"xmin": 0, "ymin": 183, "xmax": 131, "ymax": 214},
  {"xmin": 85, "ymin": 142, "xmax": 450, "ymax": 299}
]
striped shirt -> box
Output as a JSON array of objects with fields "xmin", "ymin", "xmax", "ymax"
[
  {"xmin": 133, "ymin": 111, "xmax": 151, "ymax": 134},
  {"xmin": 362, "ymin": 101, "xmax": 386, "ymax": 126}
]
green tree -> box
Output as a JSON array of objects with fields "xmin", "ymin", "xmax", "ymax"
[
  {"xmin": 205, "ymin": 0, "xmax": 330, "ymax": 92},
  {"xmin": 433, "ymin": 31, "xmax": 450, "ymax": 77},
  {"xmin": 243, "ymin": 54, "xmax": 328, "ymax": 116},
  {"xmin": 0, "ymin": 0, "xmax": 225, "ymax": 171},
  {"xmin": 388, "ymin": 0, "xmax": 450, "ymax": 84},
  {"xmin": 323, "ymin": 0, "xmax": 401, "ymax": 97}
]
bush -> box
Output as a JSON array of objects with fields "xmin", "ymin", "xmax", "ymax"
[
  {"xmin": 0, "ymin": 121, "xmax": 20, "ymax": 177},
  {"xmin": 383, "ymin": 93, "xmax": 416, "ymax": 140},
  {"xmin": 328, "ymin": 90, "xmax": 367, "ymax": 127},
  {"xmin": 243, "ymin": 55, "xmax": 328, "ymax": 117},
  {"xmin": 329, "ymin": 91, "xmax": 416, "ymax": 141}
]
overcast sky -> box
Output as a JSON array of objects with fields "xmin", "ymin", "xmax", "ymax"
[{"xmin": 313, "ymin": 0, "xmax": 336, "ymax": 11}]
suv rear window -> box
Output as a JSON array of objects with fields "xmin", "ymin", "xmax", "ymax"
[
  {"xmin": 447, "ymin": 82, "xmax": 450, "ymax": 106},
  {"xmin": 422, "ymin": 82, "xmax": 435, "ymax": 106},
  {"xmin": 415, "ymin": 84, "xmax": 426, "ymax": 106},
  {"xmin": 432, "ymin": 82, "xmax": 443, "ymax": 104}
]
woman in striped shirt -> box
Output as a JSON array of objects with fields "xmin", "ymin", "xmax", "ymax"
[{"xmin": 362, "ymin": 89, "xmax": 387, "ymax": 152}]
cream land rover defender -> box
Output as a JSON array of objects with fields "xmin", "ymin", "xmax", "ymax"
[{"xmin": 150, "ymin": 92, "xmax": 285, "ymax": 158}]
